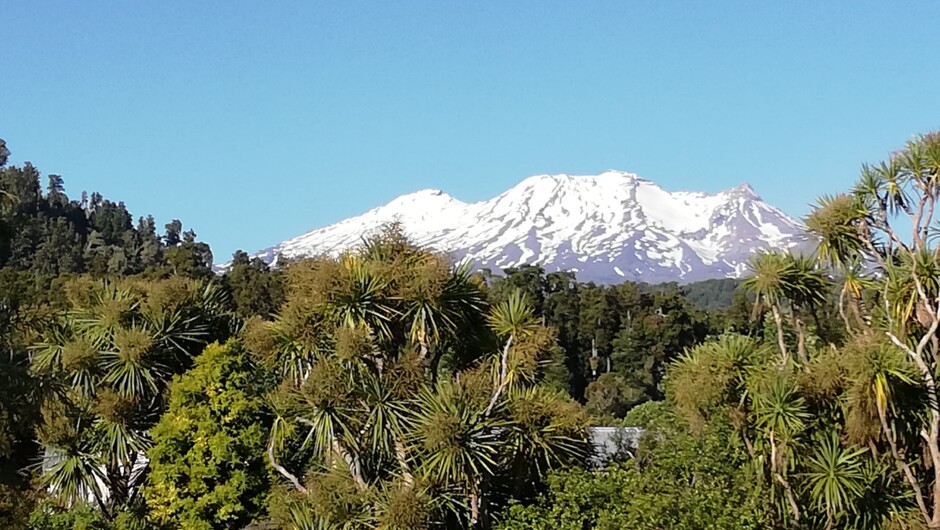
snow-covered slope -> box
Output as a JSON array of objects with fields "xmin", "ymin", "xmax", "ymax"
[{"xmin": 237, "ymin": 170, "xmax": 808, "ymax": 284}]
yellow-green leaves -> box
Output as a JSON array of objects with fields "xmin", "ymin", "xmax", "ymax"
[{"xmin": 145, "ymin": 340, "xmax": 269, "ymax": 530}]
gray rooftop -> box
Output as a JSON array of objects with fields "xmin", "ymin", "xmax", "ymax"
[{"xmin": 589, "ymin": 426, "xmax": 644, "ymax": 466}]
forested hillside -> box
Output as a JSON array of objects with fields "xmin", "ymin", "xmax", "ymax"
[
  {"xmin": 3, "ymin": 133, "xmax": 940, "ymax": 529},
  {"xmin": 0, "ymin": 140, "xmax": 286, "ymax": 528}
]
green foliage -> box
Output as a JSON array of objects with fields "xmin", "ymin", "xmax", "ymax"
[
  {"xmin": 670, "ymin": 332, "xmax": 919, "ymax": 528},
  {"xmin": 31, "ymin": 276, "xmax": 233, "ymax": 517},
  {"xmin": 0, "ymin": 139, "xmax": 9, "ymax": 167},
  {"xmin": 26, "ymin": 499, "xmax": 157, "ymax": 530},
  {"xmin": 27, "ymin": 500, "xmax": 110, "ymax": 530},
  {"xmin": 487, "ymin": 267, "xmax": 716, "ymax": 415},
  {"xmin": 794, "ymin": 131, "xmax": 940, "ymax": 528},
  {"xmin": 257, "ymin": 228, "xmax": 590, "ymax": 528},
  {"xmin": 223, "ymin": 251, "xmax": 286, "ymax": 318},
  {"xmin": 803, "ymin": 431, "xmax": 867, "ymax": 522},
  {"xmin": 145, "ymin": 340, "xmax": 270, "ymax": 530},
  {"xmin": 0, "ymin": 267, "xmax": 67, "ymax": 528},
  {"xmin": 584, "ymin": 373, "xmax": 643, "ymax": 421},
  {"xmin": 679, "ymin": 277, "xmax": 741, "ymax": 311},
  {"xmin": 804, "ymin": 194, "xmax": 868, "ymax": 266},
  {"xmin": 0, "ymin": 141, "xmax": 213, "ymax": 278},
  {"xmin": 0, "ymin": 148, "xmax": 230, "ymax": 530},
  {"xmin": 497, "ymin": 413, "xmax": 768, "ymax": 530},
  {"xmin": 8, "ymin": 133, "xmax": 940, "ymax": 529},
  {"xmin": 610, "ymin": 286, "xmax": 709, "ymax": 403}
]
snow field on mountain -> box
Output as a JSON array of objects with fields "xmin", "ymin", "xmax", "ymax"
[{"xmin": 235, "ymin": 170, "xmax": 808, "ymax": 284}]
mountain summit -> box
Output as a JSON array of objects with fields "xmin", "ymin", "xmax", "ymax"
[{"xmin": 239, "ymin": 171, "xmax": 807, "ymax": 283}]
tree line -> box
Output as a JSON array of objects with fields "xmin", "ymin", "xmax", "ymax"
[{"xmin": 2, "ymin": 132, "xmax": 940, "ymax": 529}]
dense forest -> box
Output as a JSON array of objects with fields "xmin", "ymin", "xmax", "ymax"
[{"xmin": 2, "ymin": 132, "xmax": 940, "ymax": 529}]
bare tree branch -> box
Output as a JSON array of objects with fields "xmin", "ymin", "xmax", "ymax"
[
  {"xmin": 483, "ymin": 335, "xmax": 513, "ymax": 418},
  {"xmin": 267, "ymin": 439, "xmax": 308, "ymax": 494}
]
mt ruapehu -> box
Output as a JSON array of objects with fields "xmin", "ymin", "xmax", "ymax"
[{"xmin": 228, "ymin": 170, "xmax": 807, "ymax": 284}]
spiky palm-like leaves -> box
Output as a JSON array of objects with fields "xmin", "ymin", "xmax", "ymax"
[
  {"xmin": 803, "ymin": 431, "xmax": 866, "ymax": 517},
  {"xmin": 670, "ymin": 334, "xmax": 914, "ymax": 527},
  {"xmin": 403, "ymin": 261, "xmax": 487, "ymax": 359},
  {"xmin": 744, "ymin": 252, "xmax": 791, "ymax": 309},
  {"xmin": 410, "ymin": 382, "xmax": 503, "ymax": 485},
  {"xmin": 744, "ymin": 252, "xmax": 794, "ymax": 361},
  {"xmin": 784, "ymin": 253, "xmax": 828, "ymax": 311},
  {"xmin": 806, "ymin": 194, "xmax": 869, "ymax": 267},
  {"xmin": 744, "ymin": 251, "xmax": 829, "ymax": 362},
  {"xmin": 881, "ymin": 248, "xmax": 940, "ymax": 337},
  {"xmin": 487, "ymin": 290, "xmax": 539, "ymax": 339},
  {"xmin": 262, "ymin": 230, "xmax": 588, "ymax": 529},
  {"xmin": 31, "ymin": 277, "xmax": 231, "ymax": 515},
  {"xmin": 836, "ymin": 264, "xmax": 874, "ymax": 332},
  {"xmin": 503, "ymin": 386, "xmax": 589, "ymax": 481},
  {"xmin": 670, "ymin": 133, "xmax": 940, "ymax": 528},
  {"xmin": 41, "ymin": 447, "xmax": 107, "ymax": 509},
  {"xmin": 669, "ymin": 334, "xmax": 772, "ymax": 433},
  {"xmin": 752, "ymin": 375, "xmax": 810, "ymax": 451},
  {"xmin": 326, "ymin": 255, "xmax": 397, "ymax": 339}
]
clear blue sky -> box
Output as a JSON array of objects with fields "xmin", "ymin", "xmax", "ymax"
[{"xmin": 3, "ymin": 1, "xmax": 939, "ymax": 260}]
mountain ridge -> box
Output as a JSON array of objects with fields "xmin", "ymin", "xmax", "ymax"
[{"xmin": 228, "ymin": 170, "xmax": 809, "ymax": 284}]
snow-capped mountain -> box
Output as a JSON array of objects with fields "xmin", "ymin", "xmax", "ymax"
[{"xmin": 237, "ymin": 170, "xmax": 809, "ymax": 284}]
